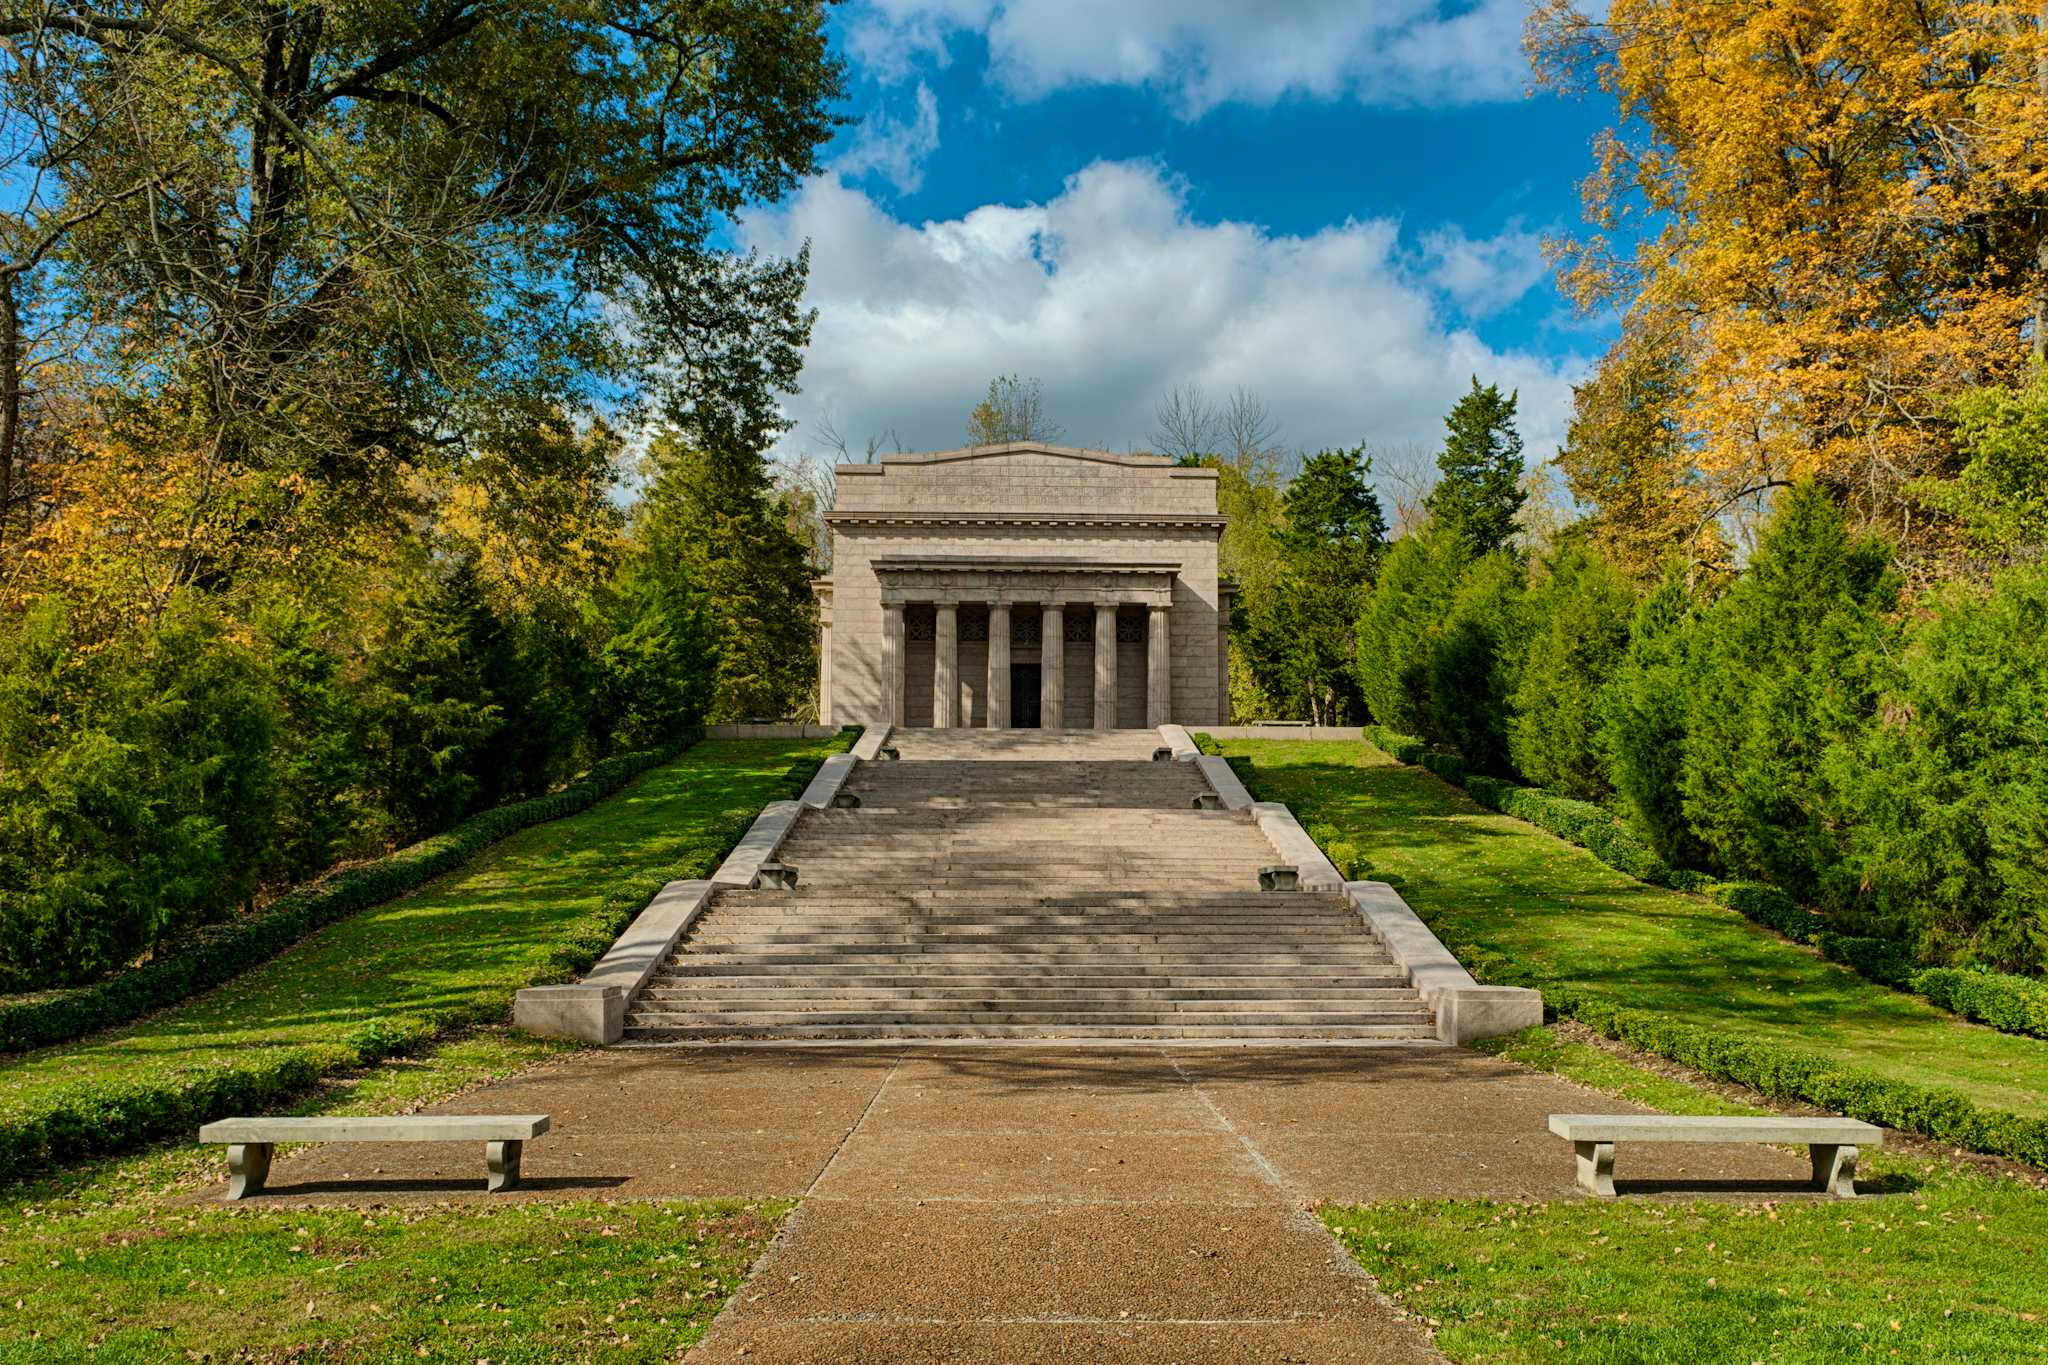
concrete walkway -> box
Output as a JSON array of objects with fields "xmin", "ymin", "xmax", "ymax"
[{"xmin": 225, "ymin": 1044, "xmax": 1814, "ymax": 1362}]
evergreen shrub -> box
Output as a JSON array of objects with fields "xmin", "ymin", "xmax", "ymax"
[
  {"xmin": 0, "ymin": 776, "xmax": 774, "ymax": 1178},
  {"xmin": 1508, "ymin": 544, "xmax": 1635, "ymax": 800},
  {"xmin": 1914, "ymin": 969, "xmax": 2048, "ymax": 1041},
  {"xmin": 1710, "ymin": 881, "xmax": 1825, "ymax": 942},
  {"xmin": 0, "ymin": 740, "xmax": 696, "ymax": 1054},
  {"xmin": 1813, "ymin": 932, "xmax": 1919, "ymax": 988},
  {"xmin": 1552, "ymin": 986, "xmax": 2048, "ymax": 1168}
]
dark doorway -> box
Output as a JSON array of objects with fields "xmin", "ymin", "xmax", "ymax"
[{"xmin": 1010, "ymin": 664, "xmax": 1042, "ymax": 728}]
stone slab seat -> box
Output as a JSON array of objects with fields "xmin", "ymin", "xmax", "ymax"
[
  {"xmin": 1547, "ymin": 1114, "xmax": 1881, "ymax": 1198},
  {"xmin": 197, "ymin": 1115, "xmax": 550, "ymax": 1199}
]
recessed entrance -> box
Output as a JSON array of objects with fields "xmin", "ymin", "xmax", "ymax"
[{"xmin": 1010, "ymin": 663, "xmax": 1042, "ymax": 728}]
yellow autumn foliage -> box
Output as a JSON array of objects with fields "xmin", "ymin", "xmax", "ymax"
[{"xmin": 1530, "ymin": 0, "xmax": 2048, "ymax": 550}]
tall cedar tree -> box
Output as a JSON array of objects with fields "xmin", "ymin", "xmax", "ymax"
[
  {"xmin": 1597, "ymin": 565, "xmax": 1708, "ymax": 866},
  {"xmin": 1276, "ymin": 445, "xmax": 1385, "ymax": 724},
  {"xmin": 642, "ymin": 430, "xmax": 815, "ymax": 723},
  {"xmin": 1354, "ymin": 525, "xmax": 1468, "ymax": 735},
  {"xmin": 1509, "ymin": 541, "xmax": 1637, "ymax": 799},
  {"xmin": 1424, "ymin": 551, "xmax": 1526, "ymax": 775},
  {"xmin": 1426, "ymin": 379, "xmax": 1528, "ymax": 557},
  {"xmin": 1833, "ymin": 558, "xmax": 2048, "ymax": 972},
  {"xmin": 1679, "ymin": 483, "xmax": 1896, "ymax": 902}
]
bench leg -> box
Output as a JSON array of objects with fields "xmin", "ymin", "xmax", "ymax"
[
  {"xmin": 1811, "ymin": 1143, "xmax": 1858, "ymax": 1198},
  {"xmin": 1574, "ymin": 1140, "xmax": 1616, "ymax": 1197},
  {"xmin": 486, "ymin": 1139, "xmax": 523, "ymax": 1193},
  {"xmin": 225, "ymin": 1143, "xmax": 272, "ymax": 1200}
]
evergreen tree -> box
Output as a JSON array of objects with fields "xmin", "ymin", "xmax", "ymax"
[
  {"xmin": 1833, "ymin": 559, "xmax": 2048, "ymax": 971},
  {"xmin": 1425, "ymin": 552, "xmax": 1526, "ymax": 774},
  {"xmin": 1354, "ymin": 526, "xmax": 1468, "ymax": 735},
  {"xmin": 643, "ymin": 428, "xmax": 817, "ymax": 723},
  {"xmin": 1510, "ymin": 542, "xmax": 1638, "ymax": 798},
  {"xmin": 1426, "ymin": 378, "xmax": 1528, "ymax": 556},
  {"xmin": 1274, "ymin": 445, "xmax": 1386, "ymax": 723},
  {"xmin": 1679, "ymin": 482, "xmax": 1896, "ymax": 899},
  {"xmin": 1598, "ymin": 565, "xmax": 1707, "ymax": 865}
]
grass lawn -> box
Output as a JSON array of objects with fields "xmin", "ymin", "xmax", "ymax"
[
  {"xmin": 0, "ymin": 1025, "xmax": 791, "ymax": 1362},
  {"xmin": 0, "ymin": 737, "xmax": 842, "ymax": 1168},
  {"xmin": 1324, "ymin": 1027, "xmax": 2048, "ymax": 1363},
  {"xmin": 0, "ymin": 1193, "xmax": 787, "ymax": 1362},
  {"xmin": 1215, "ymin": 738, "xmax": 2048, "ymax": 1119}
]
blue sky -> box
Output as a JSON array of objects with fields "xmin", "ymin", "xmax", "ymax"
[{"xmin": 743, "ymin": 0, "xmax": 1616, "ymax": 473}]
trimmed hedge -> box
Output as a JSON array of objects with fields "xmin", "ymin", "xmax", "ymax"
[
  {"xmin": 1369, "ymin": 727, "xmax": 2048, "ymax": 1046},
  {"xmin": 1364, "ymin": 724, "xmax": 1429, "ymax": 765},
  {"xmin": 1711, "ymin": 881, "xmax": 2048, "ymax": 1040},
  {"xmin": 0, "ymin": 796, "xmax": 788, "ymax": 1180},
  {"xmin": 1710, "ymin": 881, "xmax": 1826, "ymax": 943},
  {"xmin": 1420, "ymin": 904, "xmax": 2048, "ymax": 1170},
  {"xmin": 0, "ymin": 737, "xmax": 701, "ymax": 1055},
  {"xmin": 1552, "ymin": 985, "xmax": 2048, "ymax": 1169},
  {"xmin": 1814, "ymin": 932, "xmax": 1919, "ymax": 989},
  {"xmin": 1916, "ymin": 969, "xmax": 2048, "ymax": 1042},
  {"xmin": 1371, "ymin": 724, "xmax": 1705, "ymax": 892}
]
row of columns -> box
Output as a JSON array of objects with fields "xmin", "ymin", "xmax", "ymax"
[{"xmin": 880, "ymin": 601, "xmax": 1171, "ymax": 729}]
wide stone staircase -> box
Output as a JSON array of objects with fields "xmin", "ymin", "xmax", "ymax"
[{"xmin": 624, "ymin": 730, "xmax": 1437, "ymax": 1040}]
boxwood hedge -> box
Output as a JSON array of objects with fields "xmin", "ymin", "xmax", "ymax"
[
  {"xmin": 0, "ymin": 738, "xmax": 706, "ymax": 1055},
  {"xmin": 0, "ymin": 731, "xmax": 870, "ymax": 1180}
]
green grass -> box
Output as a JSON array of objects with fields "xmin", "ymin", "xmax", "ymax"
[
  {"xmin": 1323, "ymin": 1026, "xmax": 2048, "ymax": 1363},
  {"xmin": 0, "ymin": 1026, "xmax": 781, "ymax": 1362},
  {"xmin": 8, "ymin": 1028, "xmax": 576, "ymax": 1214},
  {"xmin": 1215, "ymin": 738, "xmax": 2048, "ymax": 1119},
  {"xmin": 0, "ymin": 738, "xmax": 841, "ymax": 1168},
  {"xmin": 0, "ymin": 1196, "xmax": 789, "ymax": 1362}
]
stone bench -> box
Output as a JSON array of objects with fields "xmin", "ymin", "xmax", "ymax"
[
  {"xmin": 1548, "ymin": 1114, "xmax": 1880, "ymax": 1198},
  {"xmin": 198, "ymin": 1115, "xmax": 551, "ymax": 1199}
]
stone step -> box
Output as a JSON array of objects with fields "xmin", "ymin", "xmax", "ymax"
[
  {"xmin": 683, "ymin": 929, "xmax": 1379, "ymax": 946},
  {"xmin": 639, "ymin": 982, "xmax": 1422, "ymax": 1000},
  {"xmin": 693, "ymin": 916, "xmax": 1362, "ymax": 930},
  {"xmin": 624, "ymin": 1022, "xmax": 1441, "ymax": 1040},
  {"xmin": 658, "ymin": 964, "xmax": 1412, "ymax": 983},
  {"xmin": 671, "ymin": 950, "xmax": 1396, "ymax": 967},
  {"xmin": 624, "ymin": 1007, "xmax": 1435, "ymax": 1027}
]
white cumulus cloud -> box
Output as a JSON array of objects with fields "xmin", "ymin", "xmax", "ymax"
[
  {"xmin": 1419, "ymin": 219, "xmax": 1551, "ymax": 318},
  {"xmin": 740, "ymin": 160, "xmax": 1585, "ymax": 471},
  {"xmin": 833, "ymin": 81, "xmax": 943, "ymax": 193},
  {"xmin": 845, "ymin": 0, "xmax": 1531, "ymax": 114}
]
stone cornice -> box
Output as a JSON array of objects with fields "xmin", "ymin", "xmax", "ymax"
[{"xmin": 826, "ymin": 511, "xmax": 1226, "ymax": 530}]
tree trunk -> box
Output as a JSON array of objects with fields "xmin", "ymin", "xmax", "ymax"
[{"xmin": 0, "ymin": 274, "xmax": 19, "ymax": 547}]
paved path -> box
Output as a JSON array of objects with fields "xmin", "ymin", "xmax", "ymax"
[{"xmin": 224, "ymin": 1043, "xmax": 1814, "ymax": 1362}]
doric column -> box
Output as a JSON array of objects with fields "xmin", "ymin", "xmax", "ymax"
[
  {"xmin": 1041, "ymin": 603, "xmax": 1064, "ymax": 729},
  {"xmin": 934, "ymin": 602, "xmax": 959, "ymax": 728},
  {"xmin": 1093, "ymin": 603, "xmax": 1117, "ymax": 730},
  {"xmin": 988, "ymin": 602, "xmax": 1011, "ymax": 729},
  {"xmin": 881, "ymin": 601, "xmax": 906, "ymax": 727},
  {"xmin": 1147, "ymin": 601, "xmax": 1171, "ymax": 727}
]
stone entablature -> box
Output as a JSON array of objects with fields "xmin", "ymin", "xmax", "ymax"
[
  {"xmin": 873, "ymin": 558, "xmax": 1177, "ymax": 608},
  {"xmin": 816, "ymin": 443, "xmax": 1228, "ymax": 729}
]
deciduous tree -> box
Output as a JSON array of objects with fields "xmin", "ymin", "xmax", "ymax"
[{"xmin": 1530, "ymin": 0, "xmax": 2048, "ymax": 552}]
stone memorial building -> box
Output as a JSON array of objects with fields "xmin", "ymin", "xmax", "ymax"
[{"xmin": 813, "ymin": 442, "xmax": 1231, "ymax": 729}]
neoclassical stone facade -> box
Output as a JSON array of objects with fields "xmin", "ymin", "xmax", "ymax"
[{"xmin": 814, "ymin": 443, "xmax": 1231, "ymax": 728}]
